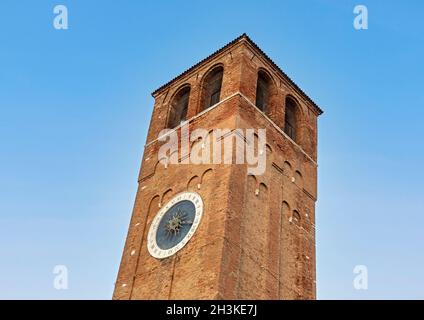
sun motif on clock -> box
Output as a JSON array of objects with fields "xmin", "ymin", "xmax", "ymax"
[{"xmin": 147, "ymin": 191, "xmax": 203, "ymax": 259}]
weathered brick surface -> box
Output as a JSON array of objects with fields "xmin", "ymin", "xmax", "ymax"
[{"xmin": 113, "ymin": 35, "xmax": 321, "ymax": 300}]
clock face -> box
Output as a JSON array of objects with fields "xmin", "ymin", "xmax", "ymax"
[{"xmin": 147, "ymin": 191, "xmax": 203, "ymax": 259}]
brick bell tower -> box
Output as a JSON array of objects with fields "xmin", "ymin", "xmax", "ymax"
[{"xmin": 113, "ymin": 34, "xmax": 323, "ymax": 300}]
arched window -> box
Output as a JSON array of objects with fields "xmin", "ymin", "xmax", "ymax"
[
  {"xmin": 200, "ymin": 66, "xmax": 223, "ymax": 111},
  {"xmin": 292, "ymin": 210, "xmax": 301, "ymax": 224},
  {"xmin": 284, "ymin": 97, "xmax": 299, "ymax": 142},
  {"xmin": 255, "ymin": 70, "xmax": 272, "ymax": 113},
  {"xmin": 167, "ymin": 86, "xmax": 190, "ymax": 128}
]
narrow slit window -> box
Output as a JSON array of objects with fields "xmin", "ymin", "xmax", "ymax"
[{"xmin": 284, "ymin": 97, "xmax": 298, "ymax": 142}]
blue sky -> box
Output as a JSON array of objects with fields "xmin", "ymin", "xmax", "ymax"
[{"xmin": 0, "ymin": 0, "xmax": 423, "ymax": 299}]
